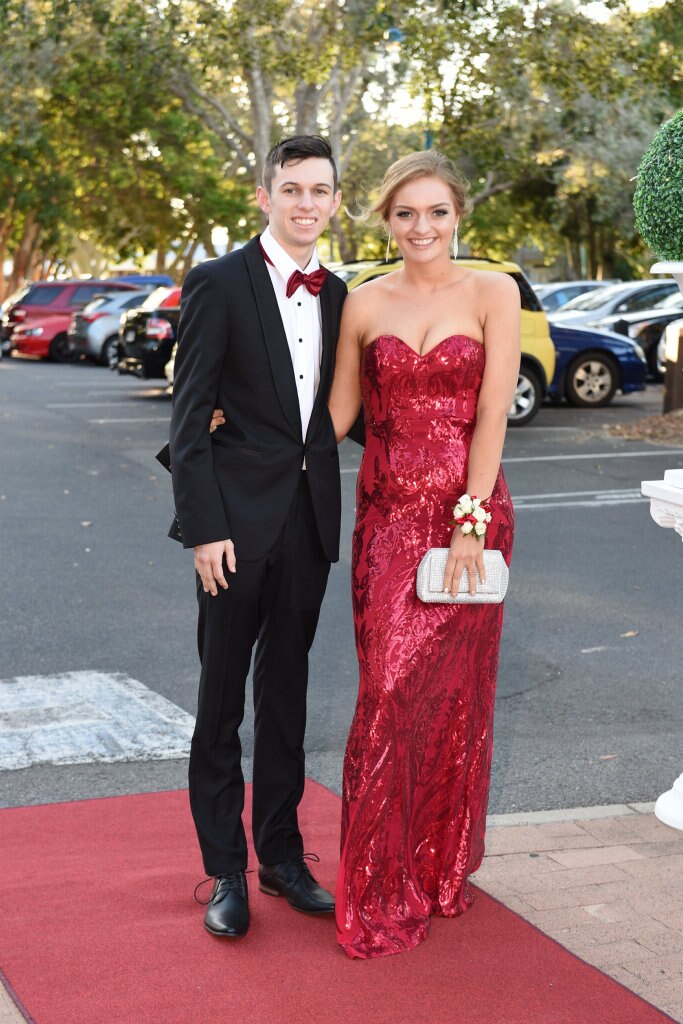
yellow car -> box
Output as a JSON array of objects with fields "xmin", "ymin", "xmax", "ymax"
[{"xmin": 333, "ymin": 257, "xmax": 555, "ymax": 426}]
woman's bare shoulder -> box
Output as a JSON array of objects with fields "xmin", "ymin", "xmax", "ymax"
[
  {"xmin": 473, "ymin": 269, "xmax": 520, "ymax": 303},
  {"xmin": 343, "ymin": 273, "xmax": 399, "ymax": 314}
]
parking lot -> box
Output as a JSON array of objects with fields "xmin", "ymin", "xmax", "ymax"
[{"xmin": 1, "ymin": 356, "xmax": 682, "ymax": 816}]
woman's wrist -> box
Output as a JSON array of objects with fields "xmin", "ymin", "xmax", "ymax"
[{"xmin": 450, "ymin": 493, "xmax": 492, "ymax": 540}]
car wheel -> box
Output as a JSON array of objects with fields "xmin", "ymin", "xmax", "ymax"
[
  {"xmin": 565, "ymin": 351, "xmax": 618, "ymax": 407},
  {"xmin": 100, "ymin": 335, "xmax": 119, "ymax": 368},
  {"xmin": 49, "ymin": 333, "xmax": 76, "ymax": 363},
  {"xmin": 508, "ymin": 364, "xmax": 542, "ymax": 426}
]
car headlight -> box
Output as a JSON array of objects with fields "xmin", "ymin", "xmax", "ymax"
[
  {"xmin": 633, "ymin": 344, "xmax": 646, "ymax": 362},
  {"xmin": 23, "ymin": 327, "xmax": 44, "ymax": 336}
]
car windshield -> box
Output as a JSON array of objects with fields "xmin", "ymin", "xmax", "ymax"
[
  {"xmin": 560, "ymin": 283, "xmax": 636, "ymax": 311},
  {"xmin": 140, "ymin": 287, "xmax": 172, "ymax": 310}
]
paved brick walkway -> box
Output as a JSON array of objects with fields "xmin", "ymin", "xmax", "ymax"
[
  {"xmin": 2, "ymin": 806, "xmax": 681, "ymax": 1023},
  {"xmin": 475, "ymin": 806, "xmax": 683, "ymax": 1022}
]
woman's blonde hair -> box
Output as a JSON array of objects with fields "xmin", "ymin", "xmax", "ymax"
[{"xmin": 369, "ymin": 151, "xmax": 472, "ymax": 223}]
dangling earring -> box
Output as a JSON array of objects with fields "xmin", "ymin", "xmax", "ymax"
[
  {"xmin": 452, "ymin": 221, "xmax": 459, "ymax": 260},
  {"xmin": 385, "ymin": 228, "xmax": 392, "ymax": 263}
]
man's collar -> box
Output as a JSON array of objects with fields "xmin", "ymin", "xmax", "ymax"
[{"xmin": 260, "ymin": 226, "xmax": 319, "ymax": 281}]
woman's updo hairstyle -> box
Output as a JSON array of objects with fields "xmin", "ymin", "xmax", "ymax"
[{"xmin": 369, "ymin": 151, "xmax": 472, "ymax": 223}]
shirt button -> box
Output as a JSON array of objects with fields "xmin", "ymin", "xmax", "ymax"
[
  {"xmin": 297, "ymin": 302, "xmax": 302, "ymax": 307},
  {"xmin": 299, "ymin": 374, "xmax": 304, "ymax": 379},
  {"xmin": 299, "ymin": 338, "xmax": 303, "ymax": 343}
]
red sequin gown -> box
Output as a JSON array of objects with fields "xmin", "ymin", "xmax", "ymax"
[{"xmin": 336, "ymin": 334, "xmax": 514, "ymax": 960}]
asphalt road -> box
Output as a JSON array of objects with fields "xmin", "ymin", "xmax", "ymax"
[{"xmin": 1, "ymin": 356, "xmax": 682, "ymax": 814}]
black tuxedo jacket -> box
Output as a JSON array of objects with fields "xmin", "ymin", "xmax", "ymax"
[{"xmin": 168, "ymin": 236, "xmax": 348, "ymax": 562}]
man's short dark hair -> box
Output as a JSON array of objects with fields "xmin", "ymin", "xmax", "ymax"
[{"xmin": 262, "ymin": 136, "xmax": 338, "ymax": 193}]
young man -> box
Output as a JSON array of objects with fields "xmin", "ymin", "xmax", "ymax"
[{"xmin": 169, "ymin": 136, "xmax": 346, "ymax": 937}]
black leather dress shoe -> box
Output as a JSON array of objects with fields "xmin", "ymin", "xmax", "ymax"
[
  {"xmin": 258, "ymin": 855, "xmax": 334, "ymax": 914},
  {"xmin": 203, "ymin": 871, "xmax": 249, "ymax": 937}
]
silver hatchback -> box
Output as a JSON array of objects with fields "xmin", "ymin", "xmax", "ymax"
[{"xmin": 69, "ymin": 289, "xmax": 153, "ymax": 366}]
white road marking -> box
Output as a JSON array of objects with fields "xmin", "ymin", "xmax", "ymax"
[
  {"xmin": 504, "ymin": 449, "xmax": 683, "ymax": 463},
  {"xmin": 513, "ymin": 487, "xmax": 647, "ymax": 510},
  {"xmin": 47, "ymin": 401, "xmax": 147, "ymax": 408},
  {"xmin": 88, "ymin": 417, "xmax": 170, "ymax": 424},
  {"xmin": 515, "ymin": 488, "xmax": 642, "ymax": 500},
  {"xmin": 0, "ymin": 671, "xmax": 194, "ymax": 770},
  {"xmin": 515, "ymin": 496, "xmax": 647, "ymax": 509},
  {"xmin": 47, "ymin": 381, "xmax": 144, "ymax": 387}
]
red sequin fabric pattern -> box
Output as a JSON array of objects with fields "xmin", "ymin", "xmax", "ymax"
[{"xmin": 335, "ymin": 334, "xmax": 514, "ymax": 959}]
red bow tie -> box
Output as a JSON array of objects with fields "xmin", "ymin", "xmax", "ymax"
[
  {"xmin": 260, "ymin": 240, "xmax": 327, "ymax": 298},
  {"xmin": 285, "ymin": 267, "xmax": 327, "ymax": 299}
]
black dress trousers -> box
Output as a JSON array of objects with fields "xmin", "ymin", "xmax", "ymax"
[{"xmin": 188, "ymin": 472, "xmax": 331, "ymax": 877}]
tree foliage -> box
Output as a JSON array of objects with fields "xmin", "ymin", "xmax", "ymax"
[{"xmin": 1, "ymin": 0, "xmax": 682, "ymax": 289}]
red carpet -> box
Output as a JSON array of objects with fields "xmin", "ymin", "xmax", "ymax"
[{"xmin": 0, "ymin": 783, "xmax": 676, "ymax": 1024}]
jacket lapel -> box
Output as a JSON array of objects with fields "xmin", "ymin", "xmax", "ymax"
[{"xmin": 242, "ymin": 236, "xmax": 303, "ymax": 439}]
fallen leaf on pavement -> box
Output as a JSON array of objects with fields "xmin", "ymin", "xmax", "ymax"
[
  {"xmin": 599, "ymin": 754, "xmax": 618, "ymax": 761},
  {"xmin": 620, "ymin": 629, "xmax": 639, "ymax": 638}
]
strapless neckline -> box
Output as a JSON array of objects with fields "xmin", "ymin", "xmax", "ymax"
[{"xmin": 368, "ymin": 333, "xmax": 483, "ymax": 360}]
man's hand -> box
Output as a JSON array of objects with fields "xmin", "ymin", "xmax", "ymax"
[
  {"xmin": 209, "ymin": 408, "xmax": 225, "ymax": 433},
  {"xmin": 194, "ymin": 539, "xmax": 236, "ymax": 596}
]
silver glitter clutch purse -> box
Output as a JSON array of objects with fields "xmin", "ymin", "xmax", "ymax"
[{"xmin": 416, "ymin": 548, "xmax": 509, "ymax": 604}]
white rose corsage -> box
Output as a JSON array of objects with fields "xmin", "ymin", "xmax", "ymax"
[{"xmin": 450, "ymin": 493, "xmax": 492, "ymax": 540}]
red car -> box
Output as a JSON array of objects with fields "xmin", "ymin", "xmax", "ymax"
[
  {"xmin": 2, "ymin": 279, "xmax": 137, "ymax": 359},
  {"xmin": 12, "ymin": 312, "xmax": 75, "ymax": 360}
]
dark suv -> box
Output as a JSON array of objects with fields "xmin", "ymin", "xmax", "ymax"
[
  {"xmin": 117, "ymin": 286, "xmax": 182, "ymax": 379},
  {"xmin": 1, "ymin": 280, "xmax": 137, "ymax": 354}
]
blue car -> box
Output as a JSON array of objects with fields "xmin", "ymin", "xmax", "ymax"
[{"xmin": 547, "ymin": 323, "xmax": 647, "ymax": 407}]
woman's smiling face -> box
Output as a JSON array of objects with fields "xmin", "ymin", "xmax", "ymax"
[{"xmin": 389, "ymin": 175, "xmax": 459, "ymax": 265}]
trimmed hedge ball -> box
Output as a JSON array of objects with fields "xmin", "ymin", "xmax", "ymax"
[{"xmin": 634, "ymin": 109, "xmax": 683, "ymax": 262}]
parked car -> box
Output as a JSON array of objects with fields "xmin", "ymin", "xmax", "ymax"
[
  {"xmin": 548, "ymin": 323, "xmax": 647, "ymax": 407},
  {"xmin": 68, "ymin": 289, "xmax": 154, "ymax": 367},
  {"xmin": 1, "ymin": 279, "xmax": 137, "ymax": 355},
  {"xmin": 164, "ymin": 342, "xmax": 177, "ymax": 388},
  {"xmin": 0, "ymin": 286, "xmax": 30, "ymax": 354},
  {"xmin": 117, "ymin": 286, "xmax": 182, "ymax": 379},
  {"xmin": 658, "ymin": 318, "xmax": 683, "ymax": 378},
  {"xmin": 534, "ymin": 280, "xmax": 618, "ymax": 313},
  {"xmin": 549, "ymin": 279, "xmax": 680, "ymax": 331},
  {"xmin": 12, "ymin": 313, "xmax": 75, "ymax": 360},
  {"xmin": 335, "ymin": 256, "xmax": 555, "ymax": 426},
  {"xmin": 605, "ymin": 291, "xmax": 683, "ymax": 379}
]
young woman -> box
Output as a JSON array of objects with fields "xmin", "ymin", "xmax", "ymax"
[{"xmin": 328, "ymin": 151, "xmax": 521, "ymax": 959}]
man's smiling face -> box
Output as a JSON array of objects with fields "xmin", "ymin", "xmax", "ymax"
[{"xmin": 256, "ymin": 157, "xmax": 341, "ymax": 264}]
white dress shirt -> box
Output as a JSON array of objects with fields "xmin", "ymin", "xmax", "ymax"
[{"xmin": 260, "ymin": 226, "xmax": 322, "ymax": 442}]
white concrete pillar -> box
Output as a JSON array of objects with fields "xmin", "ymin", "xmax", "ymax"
[{"xmin": 641, "ymin": 468, "xmax": 683, "ymax": 830}]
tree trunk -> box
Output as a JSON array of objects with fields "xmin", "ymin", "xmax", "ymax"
[
  {"xmin": 566, "ymin": 235, "xmax": 582, "ymax": 279},
  {"xmin": 331, "ymin": 215, "xmax": 355, "ymax": 263},
  {"xmin": 7, "ymin": 215, "xmax": 40, "ymax": 293},
  {"xmin": 177, "ymin": 237, "xmax": 201, "ymax": 282}
]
